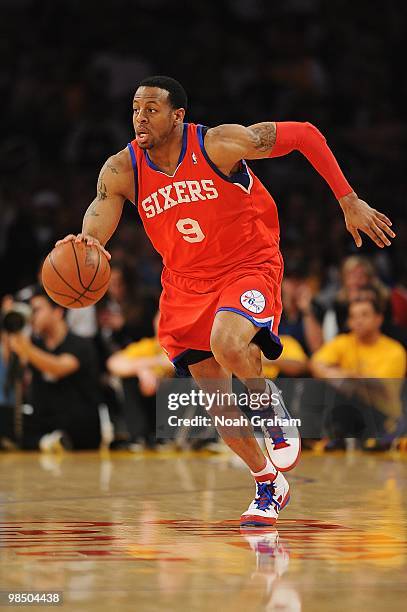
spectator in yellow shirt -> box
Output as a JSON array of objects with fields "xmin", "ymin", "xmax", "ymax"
[
  {"xmin": 107, "ymin": 335, "xmax": 173, "ymax": 396},
  {"xmin": 107, "ymin": 313, "xmax": 173, "ymax": 449},
  {"xmin": 311, "ymin": 296, "xmax": 406, "ymax": 449}
]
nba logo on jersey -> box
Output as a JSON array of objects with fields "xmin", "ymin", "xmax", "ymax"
[
  {"xmin": 192, "ymin": 152, "xmax": 198, "ymax": 164},
  {"xmin": 240, "ymin": 290, "xmax": 266, "ymax": 314}
]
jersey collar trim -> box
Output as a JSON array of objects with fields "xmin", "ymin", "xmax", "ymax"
[
  {"xmin": 197, "ymin": 124, "xmax": 252, "ymax": 193},
  {"xmin": 144, "ymin": 123, "xmax": 188, "ymax": 177}
]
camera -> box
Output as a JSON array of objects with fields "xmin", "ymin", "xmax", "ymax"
[{"xmin": 1, "ymin": 302, "xmax": 32, "ymax": 333}]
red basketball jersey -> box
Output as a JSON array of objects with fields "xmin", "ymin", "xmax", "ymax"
[{"xmin": 128, "ymin": 123, "xmax": 282, "ymax": 279}]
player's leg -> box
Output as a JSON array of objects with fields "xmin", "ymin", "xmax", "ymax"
[
  {"xmin": 211, "ymin": 310, "xmax": 267, "ymax": 386},
  {"xmin": 189, "ymin": 356, "xmax": 289, "ymax": 527},
  {"xmin": 211, "ymin": 310, "xmax": 301, "ymax": 472},
  {"xmin": 188, "ymin": 356, "xmax": 266, "ymax": 472}
]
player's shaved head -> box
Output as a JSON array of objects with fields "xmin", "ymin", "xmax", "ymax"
[
  {"xmin": 136, "ymin": 76, "xmax": 187, "ymax": 110},
  {"xmin": 133, "ymin": 88, "xmax": 169, "ymax": 104}
]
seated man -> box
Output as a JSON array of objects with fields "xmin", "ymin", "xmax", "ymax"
[
  {"xmin": 311, "ymin": 296, "xmax": 406, "ymax": 449},
  {"xmin": 107, "ymin": 316, "xmax": 173, "ymax": 448},
  {"xmin": 107, "ymin": 335, "xmax": 173, "ymax": 395},
  {"xmin": 7, "ymin": 288, "xmax": 102, "ymax": 451}
]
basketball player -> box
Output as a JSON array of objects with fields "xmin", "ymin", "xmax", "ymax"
[{"xmin": 57, "ymin": 76, "xmax": 395, "ymax": 526}]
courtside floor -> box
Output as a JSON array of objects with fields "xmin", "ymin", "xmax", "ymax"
[{"xmin": 0, "ymin": 449, "xmax": 406, "ymax": 611}]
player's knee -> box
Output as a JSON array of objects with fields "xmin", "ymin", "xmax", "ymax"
[{"xmin": 210, "ymin": 331, "xmax": 245, "ymax": 368}]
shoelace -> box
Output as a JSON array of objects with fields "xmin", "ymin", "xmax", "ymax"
[
  {"xmin": 264, "ymin": 383, "xmax": 290, "ymax": 449},
  {"xmin": 249, "ymin": 383, "xmax": 290, "ymax": 449},
  {"xmin": 266, "ymin": 423, "xmax": 289, "ymax": 449},
  {"xmin": 254, "ymin": 482, "xmax": 280, "ymax": 512},
  {"xmin": 257, "ymin": 405, "xmax": 289, "ymax": 448}
]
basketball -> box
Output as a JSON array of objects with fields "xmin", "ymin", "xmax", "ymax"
[{"xmin": 41, "ymin": 241, "xmax": 111, "ymax": 308}]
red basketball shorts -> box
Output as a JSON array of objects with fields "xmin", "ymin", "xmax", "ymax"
[{"xmin": 158, "ymin": 262, "xmax": 284, "ymax": 374}]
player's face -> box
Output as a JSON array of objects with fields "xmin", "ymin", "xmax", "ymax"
[
  {"xmin": 347, "ymin": 301, "xmax": 382, "ymax": 338},
  {"xmin": 132, "ymin": 87, "xmax": 183, "ymax": 149}
]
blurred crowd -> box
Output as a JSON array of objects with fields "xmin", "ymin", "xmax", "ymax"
[
  {"xmin": 1, "ymin": 253, "xmax": 406, "ymax": 453},
  {"xmin": 0, "ymin": 0, "xmax": 406, "ymax": 452}
]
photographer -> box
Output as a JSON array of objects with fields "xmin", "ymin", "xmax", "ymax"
[{"xmin": 3, "ymin": 288, "xmax": 101, "ymax": 451}]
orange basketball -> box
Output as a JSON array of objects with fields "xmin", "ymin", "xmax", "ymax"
[{"xmin": 41, "ymin": 241, "xmax": 111, "ymax": 308}]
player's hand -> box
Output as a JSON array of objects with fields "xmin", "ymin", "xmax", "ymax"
[
  {"xmin": 339, "ymin": 192, "xmax": 395, "ymax": 248},
  {"xmin": 55, "ymin": 234, "xmax": 111, "ymax": 260}
]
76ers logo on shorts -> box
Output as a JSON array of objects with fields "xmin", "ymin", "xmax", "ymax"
[{"xmin": 240, "ymin": 290, "xmax": 266, "ymax": 314}]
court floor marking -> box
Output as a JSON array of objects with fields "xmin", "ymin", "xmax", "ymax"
[{"xmin": 0, "ymin": 475, "xmax": 314, "ymax": 506}]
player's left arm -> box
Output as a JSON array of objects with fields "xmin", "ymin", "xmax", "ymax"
[{"xmin": 205, "ymin": 122, "xmax": 395, "ymax": 248}]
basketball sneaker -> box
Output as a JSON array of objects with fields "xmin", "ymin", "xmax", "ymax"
[
  {"xmin": 255, "ymin": 380, "xmax": 301, "ymax": 472},
  {"xmin": 240, "ymin": 471, "xmax": 290, "ymax": 527}
]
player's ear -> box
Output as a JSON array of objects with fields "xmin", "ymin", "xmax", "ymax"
[{"xmin": 173, "ymin": 108, "xmax": 185, "ymax": 125}]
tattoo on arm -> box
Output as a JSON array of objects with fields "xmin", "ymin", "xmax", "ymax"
[
  {"xmin": 92, "ymin": 157, "xmax": 121, "ymax": 205},
  {"xmin": 106, "ymin": 163, "xmax": 119, "ymax": 174},
  {"xmin": 251, "ymin": 122, "xmax": 277, "ymax": 152},
  {"xmin": 96, "ymin": 161, "xmax": 118, "ymax": 200},
  {"xmin": 84, "ymin": 202, "xmax": 100, "ymax": 218},
  {"xmin": 97, "ymin": 176, "xmax": 108, "ymax": 201}
]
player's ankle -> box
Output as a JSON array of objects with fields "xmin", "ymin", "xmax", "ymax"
[{"xmin": 251, "ymin": 456, "xmax": 277, "ymax": 482}]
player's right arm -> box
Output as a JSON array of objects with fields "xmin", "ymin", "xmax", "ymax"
[{"xmin": 56, "ymin": 149, "xmax": 133, "ymax": 259}]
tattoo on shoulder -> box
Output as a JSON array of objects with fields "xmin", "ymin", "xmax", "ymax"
[
  {"xmin": 106, "ymin": 162, "xmax": 119, "ymax": 174},
  {"xmin": 251, "ymin": 122, "xmax": 277, "ymax": 152}
]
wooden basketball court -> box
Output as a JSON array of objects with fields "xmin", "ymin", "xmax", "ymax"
[{"xmin": 1, "ymin": 449, "xmax": 406, "ymax": 611}]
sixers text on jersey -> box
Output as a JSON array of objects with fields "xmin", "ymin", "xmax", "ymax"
[{"xmin": 141, "ymin": 179, "xmax": 219, "ymax": 218}]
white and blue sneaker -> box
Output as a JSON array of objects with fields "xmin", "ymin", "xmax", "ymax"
[
  {"xmin": 259, "ymin": 380, "xmax": 301, "ymax": 472},
  {"xmin": 240, "ymin": 471, "xmax": 290, "ymax": 527}
]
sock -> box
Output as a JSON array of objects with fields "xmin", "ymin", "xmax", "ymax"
[{"xmin": 251, "ymin": 456, "xmax": 277, "ymax": 482}]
